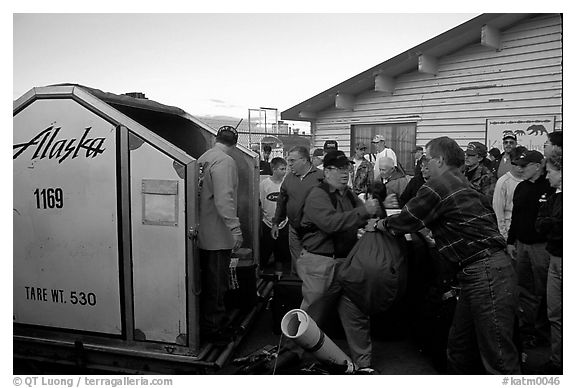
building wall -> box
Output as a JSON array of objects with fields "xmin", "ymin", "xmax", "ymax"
[{"xmin": 312, "ymin": 14, "xmax": 562, "ymax": 156}]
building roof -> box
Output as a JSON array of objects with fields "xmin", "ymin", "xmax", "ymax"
[{"xmin": 281, "ymin": 13, "xmax": 533, "ymax": 121}]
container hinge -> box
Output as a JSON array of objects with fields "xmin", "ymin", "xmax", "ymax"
[{"xmin": 188, "ymin": 226, "xmax": 198, "ymax": 240}]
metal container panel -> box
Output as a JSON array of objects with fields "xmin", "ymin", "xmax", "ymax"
[
  {"xmin": 13, "ymin": 98, "xmax": 122, "ymax": 334},
  {"xmin": 129, "ymin": 133, "xmax": 188, "ymax": 344}
]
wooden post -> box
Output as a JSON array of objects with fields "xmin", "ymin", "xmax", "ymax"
[
  {"xmin": 418, "ymin": 54, "xmax": 438, "ymax": 75},
  {"xmin": 335, "ymin": 93, "xmax": 355, "ymax": 110},
  {"xmin": 374, "ymin": 74, "xmax": 395, "ymax": 95},
  {"xmin": 481, "ymin": 24, "xmax": 501, "ymax": 50}
]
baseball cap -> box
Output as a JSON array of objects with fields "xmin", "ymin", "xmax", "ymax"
[
  {"xmin": 216, "ymin": 125, "xmax": 239, "ymax": 145},
  {"xmin": 512, "ymin": 150, "xmax": 543, "ymax": 166},
  {"xmin": 488, "ymin": 147, "xmax": 501, "ymax": 159},
  {"xmin": 355, "ymin": 142, "xmax": 368, "ymax": 150},
  {"xmin": 465, "ymin": 142, "xmax": 487, "ymax": 158},
  {"xmin": 412, "ymin": 146, "xmax": 424, "ymax": 153},
  {"xmin": 323, "ymin": 140, "xmax": 338, "ymax": 151},
  {"xmin": 312, "ymin": 148, "xmax": 324, "ymax": 157},
  {"xmin": 323, "ymin": 150, "xmax": 354, "ymax": 169},
  {"xmin": 372, "ymin": 134, "xmax": 386, "ymax": 143},
  {"xmin": 502, "ymin": 132, "xmax": 517, "ymax": 141}
]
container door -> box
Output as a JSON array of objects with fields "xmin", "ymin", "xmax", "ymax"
[
  {"xmin": 128, "ymin": 132, "xmax": 189, "ymax": 345},
  {"xmin": 13, "ymin": 98, "xmax": 122, "ymax": 334}
]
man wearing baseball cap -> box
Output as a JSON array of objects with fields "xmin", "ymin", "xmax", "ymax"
[
  {"xmin": 412, "ymin": 146, "xmax": 425, "ymax": 177},
  {"xmin": 296, "ymin": 150, "xmax": 380, "ymax": 372},
  {"xmin": 312, "ymin": 148, "xmax": 324, "ymax": 169},
  {"xmin": 323, "ymin": 139, "xmax": 339, "ymax": 153},
  {"xmin": 351, "ymin": 142, "xmax": 374, "ymax": 197},
  {"xmin": 197, "ymin": 125, "xmax": 243, "ymax": 342},
  {"xmin": 463, "ymin": 142, "xmax": 496, "ymax": 199},
  {"xmin": 492, "ymin": 132, "xmax": 518, "ymax": 178},
  {"xmin": 507, "ymin": 149, "xmax": 555, "ymax": 351},
  {"xmin": 371, "ymin": 134, "xmax": 397, "ymax": 179}
]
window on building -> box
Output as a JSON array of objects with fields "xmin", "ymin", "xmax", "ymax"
[{"xmin": 352, "ymin": 123, "xmax": 417, "ymax": 175}]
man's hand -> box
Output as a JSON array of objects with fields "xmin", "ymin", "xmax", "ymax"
[
  {"xmin": 506, "ymin": 244, "xmax": 516, "ymax": 259},
  {"xmin": 233, "ymin": 234, "xmax": 243, "ymax": 252},
  {"xmin": 383, "ymin": 194, "xmax": 399, "ymax": 209},
  {"xmin": 271, "ymin": 225, "xmax": 279, "ymax": 240},
  {"xmin": 364, "ymin": 218, "xmax": 378, "ymax": 232},
  {"xmin": 364, "ymin": 198, "xmax": 380, "ymax": 216}
]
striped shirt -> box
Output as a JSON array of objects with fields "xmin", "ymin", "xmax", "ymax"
[{"xmin": 384, "ymin": 167, "xmax": 506, "ymax": 265}]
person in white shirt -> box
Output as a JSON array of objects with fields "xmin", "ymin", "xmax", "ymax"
[
  {"xmin": 260, "ymin": 157, "xmax": 290, "ymax": 273},
  {"xmin": 372, "ymin": 134, "xmax": 397, "ymax": 180},
  {"xmin": 492, "ymin": 146, "xmax": 527, "ymax": 239}
]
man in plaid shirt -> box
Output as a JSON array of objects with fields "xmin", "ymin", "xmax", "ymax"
[{"xmin": 376, "ymin": 136, "xmax": 521, "ymax": 374}]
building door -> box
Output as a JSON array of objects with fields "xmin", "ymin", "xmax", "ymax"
[{"xmin": 352, "ymin": 123, "xmax": 417, "ymax": 175}]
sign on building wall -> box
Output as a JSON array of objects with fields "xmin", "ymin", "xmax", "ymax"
[{"xmin": 486, "ymin": 117, "xmax": 555, "ymax": 154}]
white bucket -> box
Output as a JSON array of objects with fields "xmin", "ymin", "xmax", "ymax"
[{"xmin": 280, "ymin": 309, "xmax": 353, "ymax": 370}]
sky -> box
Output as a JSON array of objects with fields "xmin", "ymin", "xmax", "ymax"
[{"xmin": 12, "ymin": 12, "xmax": 480, "ymax": 133}]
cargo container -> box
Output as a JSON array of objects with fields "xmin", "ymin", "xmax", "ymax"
[{"xmin": 13, "ymin": 84, "xmax": 265, "ymax": 373}]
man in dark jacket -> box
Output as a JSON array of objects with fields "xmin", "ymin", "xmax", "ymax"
[
  {"xmin": 272, "ymin": 146, "xmax": 324, "ymax": 275},
  {"xmin": 507, "ymin": 150, "xmax": 555, "ymax": 349},
  {"xmin": 412, "ymin": 145, "xmax": 425, "ymax": 177},
  {"xmin": 297, "ymin": 150, "xmax": 379, "ymax": 372},
  {"xmin": 463, "ymin": 142, "xmax": 496, "ymax": 199},
  {"xmin": 535, "ymin": 149, "xmax": 562, "ymax": 374},
  {"xmin": 399, "ymin": 155, "xmax": 430, "ymax": 207},
  {"xmin": 351, "ymin": 142, "xmax": 374, "ymax": 198}
]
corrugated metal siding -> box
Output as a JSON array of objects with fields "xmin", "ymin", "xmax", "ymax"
[{"xmin": 312, "ymin": 14, "xmax": 562, "ymax": 155}]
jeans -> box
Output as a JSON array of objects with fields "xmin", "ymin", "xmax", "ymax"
[
  {"xmin": 547, "ymin": 255, "xmax": 562, "ymax": 368},
  {"xmin": 515, "ymin": 242, "xmax": 550, "ymax": 337},
  {"xmin": 447, "ymin": 251, "xmax": 521, "ymax": 374},
  {"xmin": 199, "ymin": 249, "xmax": 231, "ymax": 334}
]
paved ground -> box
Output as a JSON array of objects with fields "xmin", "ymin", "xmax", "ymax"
[
  {"xmin": 219, "ymin": 271, "xmax": 556, "ymax": 375},
  {"xmin": 13, "ymin": 272, "xmax": 556, "ymax": 376}
]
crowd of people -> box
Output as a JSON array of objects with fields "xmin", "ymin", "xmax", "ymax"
[{"xmin": 196, "ymin": 125, "xmax": 562, "ymax": 375}]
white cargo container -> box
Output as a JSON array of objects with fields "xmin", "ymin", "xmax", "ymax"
[{"xmin": 13, "ymin": 84, "xmax": 261, "ymax": 373}]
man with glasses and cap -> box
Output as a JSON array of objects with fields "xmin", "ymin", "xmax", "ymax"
[
  {"xmin": 463, "ymin": 141, "xmax": 496, "ymax": 199},
  {"xmin": 492, "ymin": 132, "xmax": 518, "ymax": 178},
  {"xmin": 296, "ymin": 150, "xmax": 380, "ymax": 372},
  {"xmin": 197, "ymin": 125, "xmax": 243, "ymax": 342}
]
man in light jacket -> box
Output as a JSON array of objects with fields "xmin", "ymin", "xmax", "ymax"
[{"xmin": 197, "ymin": 125, "xmax": 243, "ymax": 341}]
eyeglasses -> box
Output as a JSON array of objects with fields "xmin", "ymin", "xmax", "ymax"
[
  {"xmin": 326, "ymin": 166, "xmax": 350, "ymax": 173},
  {"xmin": 503, "ymin": 141, "xmax": 516, "ymax": 145},
  {"xmin": 358, "ymin": 147, "xmax": 367, "ymax": 151}
]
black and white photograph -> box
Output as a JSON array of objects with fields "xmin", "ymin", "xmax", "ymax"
[{"xmin": 9, "ymin": 3, "xmax": 571, "ymax": 386}]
